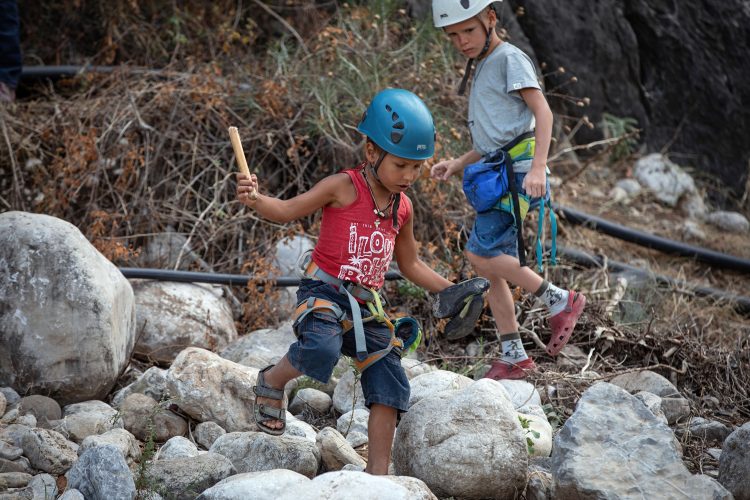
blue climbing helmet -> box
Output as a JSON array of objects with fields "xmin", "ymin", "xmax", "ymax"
[{"xmin": 357, "ymin": 88, "xmax": 436, "ymax": 161}]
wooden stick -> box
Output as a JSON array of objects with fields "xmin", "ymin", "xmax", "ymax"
[
  {"xmin": 228, "ymin": 126, "xmax": 257, "ymax": 199},
  {"xmin": 228, "ymin": 126, "xmax": 250, "ymax": 176}
]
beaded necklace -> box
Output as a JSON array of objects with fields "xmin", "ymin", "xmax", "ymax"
[{"xmin": 361, "ymin": 166, "xmax": 394, "ymax": 228}]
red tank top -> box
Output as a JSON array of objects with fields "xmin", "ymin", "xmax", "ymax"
[{"xmin": 311, "ymin": 165, "xmax": 412, "ymax": 289}]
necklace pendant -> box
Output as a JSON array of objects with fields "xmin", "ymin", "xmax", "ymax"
[{"xmin": 374, "ymin": 218, "xmax": 380, "ymax": 228}]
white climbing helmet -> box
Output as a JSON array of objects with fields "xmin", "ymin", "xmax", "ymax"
[{"xmin": 432, "ymin": 0, "xmax": 499, "ymax": 28}]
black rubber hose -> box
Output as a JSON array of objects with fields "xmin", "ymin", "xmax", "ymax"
[
  {"xmin": 552, "ymin": 203, "xmax": 750, "ymax": 274},
  {"xmin": 119, "ymin": 267, "xmax": 403, "ymax": 287},
  {"xmin": 20, "ymin": 66, "xmax": 118, "ymax": 81},
  {"xmin": 554, "ymin": 245, "xmax": 750, "ymax": 315}
]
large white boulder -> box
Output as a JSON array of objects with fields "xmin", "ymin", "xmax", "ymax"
[
  {"xmin": 132, "ymin": 281, "xmax": 237, "ymax": 363},
  {"xmin": 0, "ymin": 212, "xmax": 136, "ymax": 404},
  {"xmin": 393, "ymin": 379, "xmax": 527, "ymax": 498}
]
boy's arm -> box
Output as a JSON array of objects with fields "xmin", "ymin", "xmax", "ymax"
[
  {"xmin": 430, "ymin": 149, "xmax": 483, "ymax": 181},
  {"xmin": 237, "ymin": 173, "xmax": 348, "ymax": 223},
  {"xmin": 393, "ymin": 212, "xmax": 453, "ymax": 293},
  {"xmin": 519, "ymin": 87, "xmax": 553, "ymax": 198}
]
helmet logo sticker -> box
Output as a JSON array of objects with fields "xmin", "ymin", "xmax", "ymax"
[{"xmin": 417, "ymin": 144, "xmax": 427, "ymax": 150}]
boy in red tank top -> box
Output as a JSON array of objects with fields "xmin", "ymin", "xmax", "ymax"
[{"xmin": 236, "ymin": 89, "xmax": 486, "ymax": 475}]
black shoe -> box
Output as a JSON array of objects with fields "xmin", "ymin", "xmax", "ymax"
[
  {"xmin": 432, "ymin": 277, "xmax": 490, "ymax": 319},
  {"xmin": 443, "ymin": 294, "xmax": 485, "ymax": 339}
]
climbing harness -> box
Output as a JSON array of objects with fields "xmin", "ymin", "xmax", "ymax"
[
  {"xmin": 291, "ymin": 252, "xmax": 422, "ymax": 372},
  {"xmin": 463, "ymin": 131, "xmax": 558, "ymax": 272}
]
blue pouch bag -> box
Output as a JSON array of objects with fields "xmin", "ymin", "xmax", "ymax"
[{"xmin": 462, "ymin": 150, "xmax": 510, "ymax": 213}]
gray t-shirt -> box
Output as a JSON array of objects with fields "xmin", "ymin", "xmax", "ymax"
[{"xmin": 468, "ymin": 42, "xmax": 541, "ymax": 172}]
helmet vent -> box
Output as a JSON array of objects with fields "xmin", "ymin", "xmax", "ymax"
[
  {"xmin": 385, "ymin": 104, "xmax": 392, "ymax": 112},
  {"xmin": 391, "ymin": 112, "xmax": 399, "ymax": 121},
  {"xmin": 391, "ymin": 132, "xmax": 403, "ymax": 144},
  {"xmin": 461, "ymin": 0, "xmax": 471, "ymax": 8},
  {"xmin": 393, "ymin": 121, "xmax": 404, "ymax": 130}
]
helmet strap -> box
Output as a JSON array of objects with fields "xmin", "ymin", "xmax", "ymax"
[
  {"xmin": 457, "ymin": 16, "xmax": 494, "ymax": 96},
  {"xmin": 369, "ymin": 150, "xmax": 387, "ymax": 182}
]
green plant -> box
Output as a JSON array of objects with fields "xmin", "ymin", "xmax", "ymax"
[
  {"xmin": 518, "ymin": 415, "xmax": 541, "ymax": 455},
  {"xmin": 542, "ymin": 403, "xmax": 563, "ymax": 430},
  {"xmin": 601, "ymin": 113, "xmax": 640, "ymax": 163}
]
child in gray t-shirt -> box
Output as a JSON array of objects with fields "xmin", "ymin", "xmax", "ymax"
[{"xmin": 430, "ymin": 0, "xmax": 587, "ymax": 380}]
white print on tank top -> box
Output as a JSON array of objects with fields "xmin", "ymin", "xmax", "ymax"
[{"xmin": 338, "ymin": 222, "xmax": 394, "ymax": 284}]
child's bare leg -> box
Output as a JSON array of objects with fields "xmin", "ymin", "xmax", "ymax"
[
  {"xmin": 364, "ymin": 403, "xmax": 397, "ymax": 475},
  {"xmin": 256, "ymin": 355, "xmax": 302, "ymax": 430},
  {"xmin": 474, "ymin": 252, "xmax": 543, "ymax": 293}
]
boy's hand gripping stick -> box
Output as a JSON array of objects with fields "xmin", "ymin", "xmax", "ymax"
[{"xmin": 228, "ymin": 126, "xmax": 258, "ymax": 200}]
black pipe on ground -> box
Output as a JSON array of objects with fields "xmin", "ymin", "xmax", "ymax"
[
  {"xmin": 552, "ymin": 203, "xmax": 750, "ymax": 274},
  {"xmin": 121, "ymin": 256, "xmax": 750, "ymax": 315},
  {"xmin": 19, "ymin": 65, "xmax": 163, "ymax": 83},
  {"xmin": 554, "ymin": 245, "xmax": 750, "ymax": 315},
  {"xmin": 119, "ymin": 267, "xmax": 403, "ymax": 288}
]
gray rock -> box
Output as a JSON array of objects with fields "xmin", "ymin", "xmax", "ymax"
[
  {"xmin": 615, "ymin": 178, "xmax": 642, "ymax": 196},
  {"xmin": 61, "ymin": 400, "xmax": 123, "ymax": 444},
  {"xmin": 58, "ymin": 490, "xmax": 85, "ymax": 500},
  {"xmin": 0, "ymin": 442, "xmax": 22, "ymax": 461},
  {"xmin": 718, "ymin": 421, "xmax": 750, "ymax": 499},
  {"xmin": 0, "ymin": 388, "xmax": 19, "ymax": 408},
  {"xmin": 78, "ymin": 428, "xmax": 141, "ymax": 464},
  {"xmin": 196, "ymin": 469, "xmax": 309, "ymax": 500},
  {"xmin": 707, "ymin": 211, "xmax": 750, "ymax": 233},
  {"xmin": 278, "ymin": 471, "xmax": 427, "ymax": 500},
  {"xmin": 634, "ymin": 154, "xmax": 696, "ymax": 207},
  {"xmin": 210, "ymin": 432, "xmax": 320, "ymax": 478},
  {"xmin": 0, "ymin": 472, "xmax": 32, "ymax": 489},
  {"xmin": 145, "ymin": 452, "xmax": 235, "ymax": 500},
  {"xmin": 194, "ymin": 422, "xmax": 226, "ymax": 450},
  {"xmin": 336, "ymin": 409, "xmax": 369, "ymax": 443},
  {"xmin": 407, "ymin": 370, "xmax": 473, "ymax": 409},
  {"xmin": 401, "ymin": 358, "xmax": 436, "ymax": 380},
  {"xmin": 27, "ymin": 473, "xmax": 57, "ymax": 500},
  {"xmin": 132, "ymin": 281, "xmax": 238, "ymax": 363},
  {"xmin": 634, "ymin": 391, "xmax": 668, "ymax": 425},
  {"xmin": 288, "ymin": 388, "xmax": 332, "ymax": 415},
  {"xmin": 0, "ymin": 393, "xmax": 5, "ymax": 419},
  {"xmin": 0, "ymin": 212, "xmax": 136, "ymax": 405},
  {"xmin": 154, "ymin": 436, "xmax": 199, "ymax": 461},
  {"xmin": 0, "ymin": 457, "xmax": 32, "ymax": 474},
  {"xmin": 687, "ymin": 417, "xmax": 732, "ymax": 445},
  {"xmin": 526, "ymin": 458, "xmax": 552, "ymax": 500},
  {"xmin": 66, "ymin": 445, "xmax": 135, "ymax": 500},
  {"xmin": 220, "ymin": 322, "xmax": 296, "ymax": 370},
  {"xmin": 682, "ymin": 220, "xmax": 707, "ymax": 241},
  {"xmin": 679, "ymin": 192, "xmax": 708, "ymax": 220},
  {"xmin": 284, "ymin": 415, "xmax": 317, "ymax": 443},
  {"xmin": 660, "ymin": 396, "xmax": 692, "ymax": 425},
  {"xmin": 120, "ymin": 393, "xmax": 187, "ymax": 442},
  {"xmin": 551, "ymin": 382, "xmax": 730, "ymax": 499},
  {"xmin": 0, "ymin": 424, "xmax": 32, "ymax": 449},
  {"xmin": 332, "ymin": 369, "xmax": 366, "ymax": 415},
  {"xmin": 393, "ymin": 379, "xmax": 526, "ymax": 499},
  {"xmin": 316, "ymin": 427, "xmax": 366, "ymax": 471},
  {"xmin": 609, "ymin": 370, "xmax": 680, "ymax": 397},
  {"xmin": 18, "ymin": 396, "xmax": 61, "ymax": 425},
  {"xmin": 20, "ymin": 428, "xmax": 78, "ymax": 475},
  {"xmin": 111, "ymin": 366, "xmax": 168, "ymax": 409},
  {"xmin": 165, "ymin": 348, "xmax": 260, "ymax": 433}
]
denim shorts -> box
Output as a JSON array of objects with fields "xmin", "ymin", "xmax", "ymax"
[
  {"xmin": 466, "ymin": 172, "xmax": 550, "ymax": 259},
  {"xmin": 286, "ymin": 279, "xmax": 410, "ymax": 413}
]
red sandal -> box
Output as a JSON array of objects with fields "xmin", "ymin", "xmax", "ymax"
[
  {"xmin": 546, "ymin": 291, "xmax": 586, "ymax": 356},
  {"xmin": 484, "ymin": 358, "xmax": 537, "ymax": 380}
]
